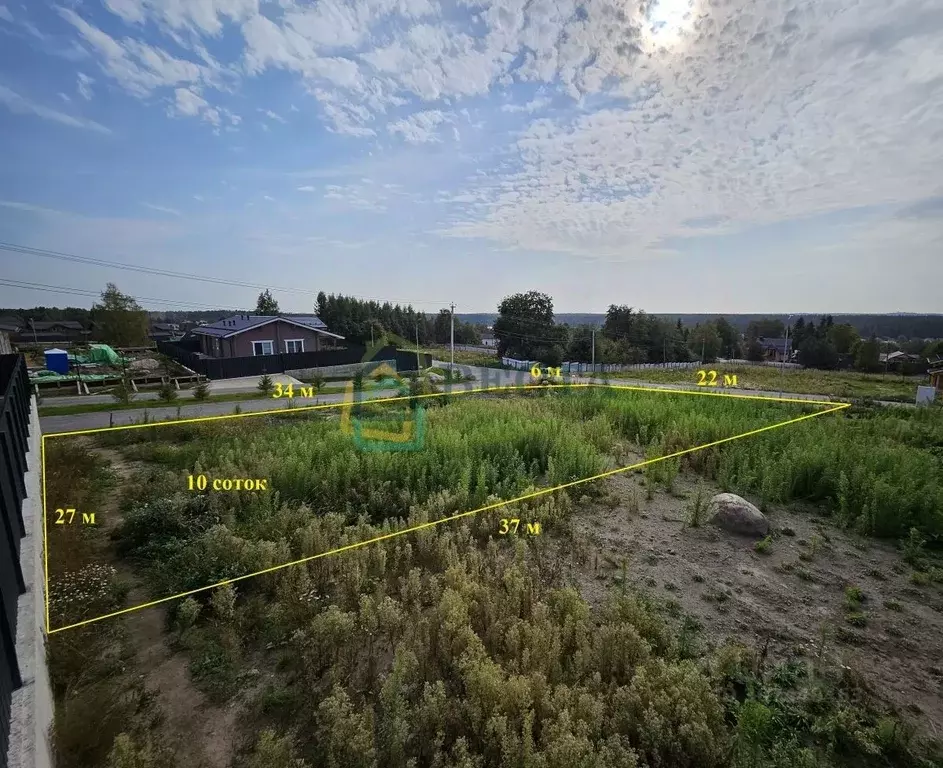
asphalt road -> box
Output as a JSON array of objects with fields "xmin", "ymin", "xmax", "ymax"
[{"xmin": 39, "ymin": 363, "xmax": 913, "ymax": 434}]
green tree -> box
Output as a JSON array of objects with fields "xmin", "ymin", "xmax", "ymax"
[
  {"xmin": 827, "ymin": 323, "xmax": 859, "ymax": 355},
  {"xmin": 689, "ymin": 323, "xmax": 721, "ymax": 362},
  {"xmin": 256, "ymin": 289, "xmax": 280, "ymax": 315},
  {"xmin": 566, "ymin": 326, "xmax": 597, "ymax": 362},
  {"xmin": 746, "ymin": 339, "xmax": 765, "ymax": 362},
  {"xmin": 91, "ymin": 283, "xmax": 149, "ymax": 347},
  {"xmin": 493, "ymin": 291, "xmax": 567, "ymax": 361},
  {"xmin": 855, "ymin": 335, "xmax": 881, "ymax": 372},
  {"xmin": 245, "ymin": 729, "xmax": 309, "ymax": 768},
  {"xmin": 712, "ymin": 317, "xmax": 741, "ymax": 359},
  {"xmin": 798, "ymin": 337, "xmax": 839, "ymax": 369}
]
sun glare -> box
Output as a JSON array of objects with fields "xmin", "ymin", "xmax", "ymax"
[{"xmin": 644, "ymin": 0, "xmax": 697, "ymax": 48}]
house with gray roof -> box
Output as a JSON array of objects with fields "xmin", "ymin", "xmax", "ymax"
[{"xmin": 190, "ymin": 314, "xmax": 344, "ymax": 358}]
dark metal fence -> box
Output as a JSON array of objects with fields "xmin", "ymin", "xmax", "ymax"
[
  {"xmin": 157, "ymin": 342, "xmax": 431, "ymax": 380},
  {"xmin": 0, "ymin": 354, "xmax": 30, "ymax": 766}
]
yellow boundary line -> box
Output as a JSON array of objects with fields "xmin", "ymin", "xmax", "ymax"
[{"xmin": 42, "ymin": 384, "xmax": 849, "ymax": 634}]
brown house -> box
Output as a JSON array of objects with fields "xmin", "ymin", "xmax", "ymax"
[{"xmin": 191, "ymin": 315, "xmax": 344, "ymax": 358}]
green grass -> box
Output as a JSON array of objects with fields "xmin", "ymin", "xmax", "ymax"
[
  {"xmin": 48, "ymin": 386, "xmax": 943, "ymax": 768},
  {"xmin": 600, "ymin": 364, "xmax": 926, "ymax": 402}
]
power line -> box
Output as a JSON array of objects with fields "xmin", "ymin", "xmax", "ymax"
[
  {"xmin": 0, "ymin": 241, "xmax": 450, "ymax": 307},
  {"xmin": 0, "ymin": 279, "xmax": 252, "ymax": 312}
]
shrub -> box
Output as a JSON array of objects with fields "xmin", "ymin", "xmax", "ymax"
[
  {"xmin": 111, "ymin": 378, "xmax": 135, "ymax": 405},
  {"xmin": 901, "ymin": 527, "xmax": 926, "ymax": 567},
  {"xmin": 352, "ymin": 368, "xmax": 365, "ymax": 392},
  {"xmin": 754, "ymin": 536, "xmax": 773, "ymax": 555},
  {"xmin": 684, "ymin": 486, "xmax": 708, "ymax": 527},
  {"xmin": 243, "ymin": 729, "xmax": 309, "ymax": 768},
  {"xmin": 157, "ymin": 382, "xmax": 177, "ymax": 403},
  {"xmin": 192, "ymin": 381, "xmax": 210, "ymax": 401},
  {"xmin": 257, "ymin": 374, "xmax": 274, "ymax": 395},
  {"xmin": 844, "ymin": 585, "xmax": 864, "ymax": 608},
  {"xmin": 175, "ymin": 598, "xmax": 201, "ymax": 636}
]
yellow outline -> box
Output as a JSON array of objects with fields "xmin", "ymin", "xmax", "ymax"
[{"xmin": 41, "ymin": 383, "xmax": 849, "ymax": 634}]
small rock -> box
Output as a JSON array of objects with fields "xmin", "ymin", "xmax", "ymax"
[{"xmin": 708, "ymin": 493, "xmax": 769, "ymax": 538}]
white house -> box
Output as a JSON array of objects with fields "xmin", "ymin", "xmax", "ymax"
[{"xmin": 480, "ymin": 329, "xmax": 498, "ymax": 348}]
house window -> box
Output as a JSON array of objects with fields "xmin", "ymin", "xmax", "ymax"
[
  {"xmin": 285, "ymin": 339, "xmax": 304, "ymax": 353},
  {"xmin": 252, "ymin": 340, "xmax": 275, "ymax": 356}
]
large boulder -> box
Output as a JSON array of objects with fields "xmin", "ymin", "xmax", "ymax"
[{"xmin": 708, "ymin": 493, "xmax": 769, "ymax": 538}]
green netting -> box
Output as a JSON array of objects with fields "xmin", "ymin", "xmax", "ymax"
[{"xmin": 87, "ymin": 344, "xmax": 125, "ymax": 365}]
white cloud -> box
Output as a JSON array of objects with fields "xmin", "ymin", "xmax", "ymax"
[
  {"xmin": 61, "ymin": 8, "xmax": 227, "ymax": 102},
  {"xmin": 0, "ymin": 5, "xmax": 13, "ymax": 23},
  {"xmin": 262, "ymin": 194, "xmax": 275, "ymax": 201},
  {"xmin": 77, "ymin": 72, "xmax": 93, "ymax": 100},
  {"xmin": 297, "ymin": 185, "xmax": 316, "ymax": 191},
  {"xmin": 193, "ymin": 194, "xmax": 205, "ymax": 201},
  {"xmin": 261, "ymin": 108, "xmax": 286, "ymax": 122},
  {"xmin": 104, "ymin": 0, "xmax": 259, "ymax": 37},
  {"xmin": 169, "ymin": 87, "xmax": 220, "ymax": 125},
  {"xmin": 48, "ymin": 0, "xmax": 943, "ymax": 263},
  {"xmin": 388, "ymin": 109, "xmax": 452, "ymax": 143},
  {"xmin": 0, "ymin": 84, "xmax": 112, "ymax": 134},
  {"xmin": 500, "ymin": 95, "xmax": 550, "ymax": 113},
  {"xmin": 142, "ymin": 202, "xmax": 181, "ymax": 215}
]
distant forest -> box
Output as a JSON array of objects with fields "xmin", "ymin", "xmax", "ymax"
[
  {"xmin": 4, "ymin": 307, "xmax": 942, "ymax": 342},
  {"xmin": 461, "ymin": 313, "xmax": 943, "ymax": 340}
]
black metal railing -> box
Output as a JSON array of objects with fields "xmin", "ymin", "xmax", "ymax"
[{"xmin": 0, "ymin": 353, "xmax": 30, "ymax": 766}]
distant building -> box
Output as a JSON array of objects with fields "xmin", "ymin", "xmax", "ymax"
[
  {"xmin": 756, "ymin": 337, "xmax": 793, "ymax": 363},
  {"xmin": 480, "ymin": 329, "xmax": 498, "ymax": 348},
  {"xmin": 190, "ymin": 314, "xmax": 344, "ymax": 358},
  {"xmin": 13, "ymin": 320, "xmax": 90, "ymax": 344},
  {"xmin": 149, "ymin": 322, "xmax": 182, "ymax": 342}
]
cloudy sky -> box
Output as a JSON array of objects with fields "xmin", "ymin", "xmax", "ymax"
[{"xmin": 0, "ymin": 0, "xmax": 941, "ymax": 314}]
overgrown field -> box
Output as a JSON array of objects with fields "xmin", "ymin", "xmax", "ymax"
[
  {"xmin": 45, "ymin": 389, "xmax": 943, "ymax": 767},
  {"xmin": 604, "ymin": 364, "xmax": 928, "ymax": 402}
]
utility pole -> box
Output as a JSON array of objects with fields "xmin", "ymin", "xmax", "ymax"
[
  {"xmin": 780, "ymin": 314, "xmax": 794, "ymax": 393},
  {"xmin": 449, "ymin": 302, "xmax": 455, "ymax": 373},
  {"xmin": 591, "ymin": 328, "xmax": 595, "ymax": 367},
  {"xmin": 415, "ymin": 323, "xmax": 420, "ymax": 372}
]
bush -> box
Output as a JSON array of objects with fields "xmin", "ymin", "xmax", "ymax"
[
  {"xmin": 111, "ymin": 378, "xmax": 135, "ymax": 405},
  {"xmin": 352, "ymin": 368, "xmax": 365, "ymax": 392},
  {"xmin": 157, "ymin": 382, "xmax": 177, "ymax": 403},
  {"xmin": 257, "ymin": 374, "xmax": 274, "ymax": 395},
  {"xmin": 754, "ymin": 535, "xmax": 773, "ymax": 554},
  {"xmin": 192, "ymin": 381, "xmax": 210, "ymax": 401}
]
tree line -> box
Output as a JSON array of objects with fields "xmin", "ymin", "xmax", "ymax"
[{"xmin": 492, "ymin": 291, "xmax": 943, "ymax": 371}]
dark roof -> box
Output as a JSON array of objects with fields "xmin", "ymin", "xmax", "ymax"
[
  {"xmin": 190, "ymin": 314, "xmax": 340, "ymax": 340},
  {"xmin": 758, "ymin": 337, "xmax": 792, "ymax": 352},
  {"xmin": 0, "ymin": 316, "xmax": 21, "ymax": 332},
  {"xmin": 29, "ymin": 320, "xmax": 86, "ymax": 331},
  {"xmin": 151, "ymin": 323, "xmax": 179, "ymax": 332}
]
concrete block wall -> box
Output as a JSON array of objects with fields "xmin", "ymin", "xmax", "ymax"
[{"xmin": 5, "ymin": 398, "xmax": 53, "ymax": 768}]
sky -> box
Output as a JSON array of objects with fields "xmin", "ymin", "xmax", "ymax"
[{"xmin": 0, "ymin": 0, "xmax": 941, "ymax": 315}]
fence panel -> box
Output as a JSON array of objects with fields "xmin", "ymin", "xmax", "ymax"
[
  {"xmin": 0, "ymin": 354, "xmax": 30, "ymax": 766},
  {"xmin": 157, "ymin": 342, "xmax": 424, "ymax": 380}
]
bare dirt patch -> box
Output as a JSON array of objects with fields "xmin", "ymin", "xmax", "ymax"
[
  {"xmin": 92, "ymin": 445, "xmax": 243, "ymax": 768},
  {"xmin": 569, "ymin": 469, "xmax": 943, "ymax": 734}
]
